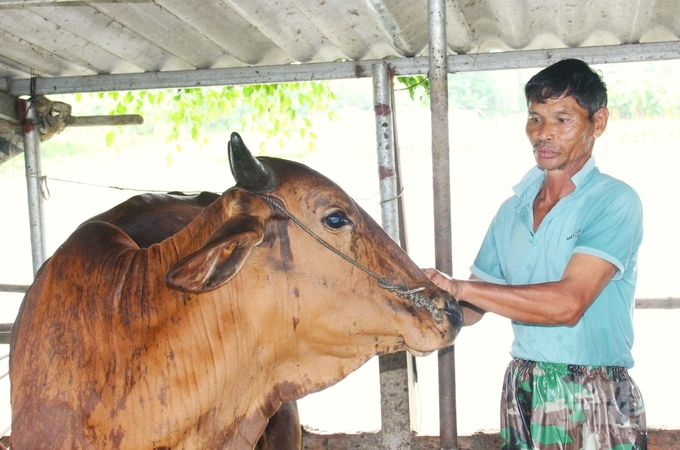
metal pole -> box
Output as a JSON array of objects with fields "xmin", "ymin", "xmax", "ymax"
[
  {"xmin": 428, "ymin": 0, "xmax": 458, "ymax": 448},
  {"xmin": 22, "ymin": 98, "xmax": 47, "ymax": 276},
  {"xmin": 372, "ymin": 61, "xmax": 416, "ymax": 449},
  {"xmin": 373, "ymin": 62, "xmax": 400, "ymax": 243},
  {"xmin": 0, "ymin": 284, "xmax": 30, "ymax": 294}
]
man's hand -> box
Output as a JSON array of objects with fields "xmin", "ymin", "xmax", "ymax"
[
  {"xmin": 423, "ymin": 268, "xmax": 461, "ymax": 298},
  {"xmin": 424, "ymin": 268, "xmax": 486, "ymax": 326}
]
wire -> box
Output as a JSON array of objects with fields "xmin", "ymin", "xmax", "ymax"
[{"xmin": 26, "ymin": 174, "xmax": 212, "ymax": 195}]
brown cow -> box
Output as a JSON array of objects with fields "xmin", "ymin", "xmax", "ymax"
[
  {"xmin": 83, "ymin": 189, "xmax": 301, "ymax": 449},
  {"xmin": 10, "ymin": 132, "xmax": 462, "ymax": 449}
]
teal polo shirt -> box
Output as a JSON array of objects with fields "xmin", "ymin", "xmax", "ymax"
[{"xmin": 470, "ymin": 157, "xmax": 643, "ymax": 368}]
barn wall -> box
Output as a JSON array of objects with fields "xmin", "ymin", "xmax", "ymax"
[{"xmin": 302, "ymin": 428, "xmax": 680, "ymax": 449}]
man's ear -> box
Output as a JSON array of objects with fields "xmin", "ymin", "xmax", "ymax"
[
  {"xmin": 593, "ymin": 106, "xmax": 609, "ymax": 138},
  {"xmin": 165, "ymin": 214, "xmax": 265, "ymax": 293}
]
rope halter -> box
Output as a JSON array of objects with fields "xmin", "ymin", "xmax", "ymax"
[{"xmin": 253, "ymin": 192, "xmax": 444, "ymax": 323}]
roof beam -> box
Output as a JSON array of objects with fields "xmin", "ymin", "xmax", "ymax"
[
  {"xmin": 0, "ymin": 90, "xmax": 18, "ymax": 123},
  {"xmin": 5, "ymin": 41, "xmax": 680, "ymax": 96}
]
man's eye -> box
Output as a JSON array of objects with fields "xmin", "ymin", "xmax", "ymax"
[{"xmin": 324, "ymin": 211, "xmax": 352, "ymax": 229}]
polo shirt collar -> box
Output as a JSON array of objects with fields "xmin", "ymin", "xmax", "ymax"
[{"xmin": 512, "ymin": 156, "xmax": 598, "ymax": 198}]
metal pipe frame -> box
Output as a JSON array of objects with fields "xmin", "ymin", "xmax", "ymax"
[
  {"xmin": 373, "ymin": 63, "xmax": 400, "ymax": 244},
  {"xmin": 6, "ymin": 41, "xmax": 680, "ymax": 96},
  {"xmin": 373, "ymin": 60, "xmax": 417, "ymax": 449},
  {"xmin": 0, "ymin": 284, "xmax": 29, "ymax": 293},
  {"xmin": 428, "ymin": 0, "xmax": 459, "ymax": 448},
  {"xmin": 21, "ymin": 98, "xmax": 46, "ymax": 276}
]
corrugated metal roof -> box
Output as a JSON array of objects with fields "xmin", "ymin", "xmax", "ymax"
[{"xmin": 1, "ymin": 0, "xmax": 679, "ymax": 89}]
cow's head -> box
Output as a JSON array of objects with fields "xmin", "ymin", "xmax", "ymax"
[{"xmin": 166, "ymin": 132, "xmax": 462, "ymax": 387}]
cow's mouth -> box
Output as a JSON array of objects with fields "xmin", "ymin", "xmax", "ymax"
[{"xmin": 443, "ymin": 300, "xmax": 463, "ymax": 331}]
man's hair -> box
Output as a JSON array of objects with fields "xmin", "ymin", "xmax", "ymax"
[{"xmin": 525, "ymin": 58, "xmax": 607, "ymax": 119}]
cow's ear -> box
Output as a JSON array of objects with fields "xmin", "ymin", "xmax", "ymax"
[{"xmin": 165, "ymin": 215, "xmax": 265, "ymax": 293}]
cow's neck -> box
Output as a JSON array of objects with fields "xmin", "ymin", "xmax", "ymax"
[
  {"xmin": 138, "ymin": 192, "xmax": 386, "ymax": 448},
  {"xmin": 123, "ymin": 193, "xmax": 278, "ymax": 447},
  {"xmin": 96, "ymin": 193, "xmax": 259, "ymax": 447}
]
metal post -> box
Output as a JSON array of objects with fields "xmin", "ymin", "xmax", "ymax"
[
  {"xmin": 428, "ymin": 0, "xmax": 458, "ymax": 448},
  {"xmin": 22, "ymin": 98, "xmax": 47, "ymax": 276},
  {"xmin": 373, "ymin": 62, "xmax": 400, "ymax": 242},
  {"xmin": 372, "ymin": 61, "xmax": 416, "ymax": 449}
]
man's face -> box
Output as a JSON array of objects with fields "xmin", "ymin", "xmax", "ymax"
[{"xmin": 525, "ymin": 95, "xmax": 608, "ymax": 174}]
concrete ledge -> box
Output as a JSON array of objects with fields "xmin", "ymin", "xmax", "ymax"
[{"xmin": 302, "ymin": 428, "xmax": 679, "ymax": 449}]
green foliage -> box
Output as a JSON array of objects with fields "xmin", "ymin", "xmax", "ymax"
[
  {"xmin": 91, "ymin": 81, "xmax": 338, "ymax": 155},
  {"xmin": 395, "ymin": 65, "xmax": 680, "ymax": 119},
  {"xmin": 395, "ymin": 72, "xmax": 511, "ymax": 114},
  {"xmin": 396, "ymin": 75, "xmax": 430, "ymax": 104},
  {"xmin": 605, "ymin": 62, "xmax": 680, "ymax": 119}
]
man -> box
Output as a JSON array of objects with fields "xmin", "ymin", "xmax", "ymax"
[{"xmin": 426, "ymin": 59, "xmax": 646, "ymax": 449}]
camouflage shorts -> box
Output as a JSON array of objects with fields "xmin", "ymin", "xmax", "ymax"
[{"xmin": 500, "ymin": 358, "xmax": 647, "ymax": 450}]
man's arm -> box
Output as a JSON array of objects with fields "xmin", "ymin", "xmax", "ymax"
[{"xmin": 426, "ymin": 253, "xmax": 618, "ymax": 326}]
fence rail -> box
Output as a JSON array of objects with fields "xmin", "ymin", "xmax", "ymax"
[
  {"xmin": 0, "ymin": 283, "xmax": 678, "ymax": 345},
  {"xmin": 0, "ymin": 287, "xmax": 677, "ymax": 343},
  {"xmin": 0, "ymin": 285, "xmax": 29, "ymax": 294},
  {"xmin": 635, "ymin": 298, "xmax": 680, "ymax": 309},
  {"xmin": 3, "ymin": 283, "xmax": 679, "ymax": 305}
]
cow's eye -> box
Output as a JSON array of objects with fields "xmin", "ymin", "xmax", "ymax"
[{"xmin": 323, "ymin": 211, "xmax": 352, "ymax": 229}]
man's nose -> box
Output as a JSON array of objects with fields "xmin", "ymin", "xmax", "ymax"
[{"xmin": 536, "ymin": 122, "xmax": 553, "ymax": 141}]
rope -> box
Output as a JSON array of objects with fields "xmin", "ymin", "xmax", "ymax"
[{"xmin": 254, "ymin": 192, "xmax": 443, "ymax": 322}]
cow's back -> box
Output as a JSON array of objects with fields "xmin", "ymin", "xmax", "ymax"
[
  {"xmin": 85, "ymin": 191, "xmax": 219, "ymax": 248},
  {"xmin": 11, "ymin": 192, "xmax": 218, "ymax": 356}
]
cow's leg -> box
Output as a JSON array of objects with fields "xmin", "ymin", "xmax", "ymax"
[{"xmin": 255, "ymin": 400, "xmax": 301, "ymax": 450}]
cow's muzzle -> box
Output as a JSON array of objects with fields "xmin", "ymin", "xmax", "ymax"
[{"xmin": 443, "ymin": 299, "xmax": 464, "ymax": 331}]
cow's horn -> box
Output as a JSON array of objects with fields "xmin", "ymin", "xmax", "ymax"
[{"xmin": 228, "ymin": 132, "xmax": 275, "ymax": 192}]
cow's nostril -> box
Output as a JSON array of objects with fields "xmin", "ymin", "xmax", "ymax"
[{"xmin": 444, "ymin": 300, "xmax": 463, "ymax": 330}]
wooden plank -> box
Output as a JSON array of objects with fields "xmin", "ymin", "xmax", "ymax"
[{"xmin": 66, "ymin": 114, "xmax": 143, "ymax": 127}]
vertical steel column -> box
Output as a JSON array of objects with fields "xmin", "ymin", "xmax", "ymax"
[
  {"xmin": 372, "ymin": 61, "xmax": 416, "ymax": 449},
  {"xmin": 22, "ymin": 99, "xmax": 47, "ymax": 276},
  {"xmin": 428, "ymin": 0, "xmax": 458, "ymax": 449},
  {"xmin": 373, "ymin": 62, "xmax": 400, "ymax": 242}
]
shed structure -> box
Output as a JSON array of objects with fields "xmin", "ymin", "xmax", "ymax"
[{"xmin": 1, "ymin": 0, "xmax": 680, "ymax": 449}]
